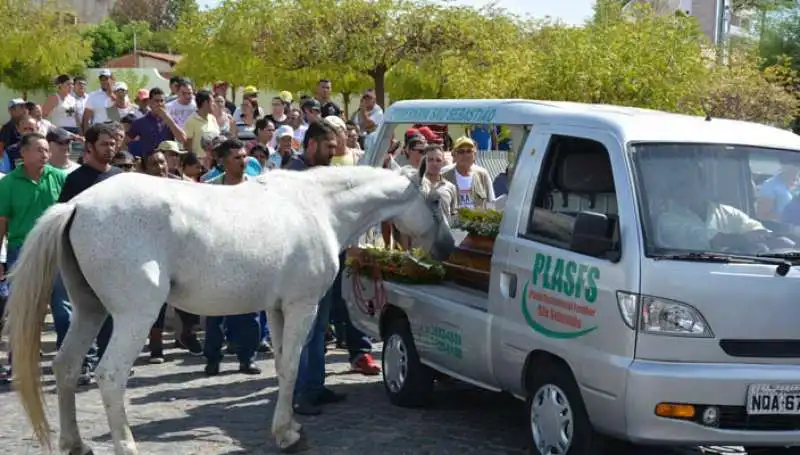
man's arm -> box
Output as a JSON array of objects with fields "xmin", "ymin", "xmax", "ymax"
[
  {"xmin": 0, "ymin": 217, "xmax": 7, "ymax": 278},
  {"xmin": 81, "ymin": 106, "xmax": 93, "ymax": 134}
]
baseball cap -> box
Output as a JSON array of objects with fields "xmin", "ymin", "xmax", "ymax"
[
  {"xmin": 453, "ymin": 136, "xmax": 476, "ymax": 150},
  {"xmin": 98, "ymin": 69, "xmax": 112, "ymax": 78},
  {"xmin": 155, "ymin": 140, "xmax": 186, "ymax": 155},
  {"xmin": 46, "ymin": 127, "xmax": 73, "ymax": 144},
  {"xmin": 416, "ymin": 126, "xmax": 440, "ymax": 143},
  {"xmin": 135, "ymin": 88, "xmax": 149, "ymax": 101},
  {"xmin": 112, "ymin": 81, "xmax": 128, "ymax": 92},
  {"xmin": 213, "ymin": 80, "xmax": 229, "ymax": 89},
  {"xmin": 7, "ymin": 98, "xmax": 25, "ymax": 109},
  {"xmin": 276, "ymin": 125, "xmax": 294, "ymax": 139},
  {"xmin": 243, "ymin": 85, "xmax": 258, "ymax": 95},
  {"xmin": 301, "ymin": 98, "xmax": 321, "ymax": 111},
  {"xmin": 279, "ymin": 91, "xmax": 293, "ymax": 103},
  {"xmin": 323, "ymin": 115, "xmax": 346, "ymax": 133}
]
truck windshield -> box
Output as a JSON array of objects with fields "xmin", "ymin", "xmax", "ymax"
[{"xmin": 631, "ymin": 143, "xmax": 800, "ymax": 258}]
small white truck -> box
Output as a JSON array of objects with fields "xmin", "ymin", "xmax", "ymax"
[{"xmin": 346, "ymin": 99, "xmax": 800, "ymax": 455}]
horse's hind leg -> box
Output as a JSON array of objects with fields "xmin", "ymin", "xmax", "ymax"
[
  {"xmin": 265, "ymin": 308, "xmax": 301, "ymax": 434},
  {"xmin": 272, "ymin": 299, "xmax": 317, "ymax": 452},
  {"xmin": 55, "ymin": 274, "xmax": 108, "ymax": 455}
]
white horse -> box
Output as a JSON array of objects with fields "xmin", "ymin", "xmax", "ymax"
[{"xmin": 4, "ymin": 165, "xmax": 455, "ymax": 455}]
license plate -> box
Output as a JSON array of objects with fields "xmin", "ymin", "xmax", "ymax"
[{"xmin": 747, "ymin": 384, "xmax": 800, "ymax": 415}]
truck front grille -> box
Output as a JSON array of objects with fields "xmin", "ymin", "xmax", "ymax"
[
  {"xmin": 714, "ymin": 405, "xmax": 800, "ymax": 431},
  {"xmin": 719, "ymin": 340, "xmax": 800, "ymax": 358}
]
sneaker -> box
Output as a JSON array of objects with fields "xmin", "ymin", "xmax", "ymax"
[
  {"xmin": 256, "ymin": 340, "xmax": 273, "ymax": 354},
  {"xmin": 204, "ymin": 362, "xmax": 220, "ymax": 377},
  {"xmin": 178, "ymin": 332, "xmax": 203, "ymax": 356},
  {"xmin": 77, "ymin": 366, "xmax": 94, "ymax": 386},
  {"xmin": 351, "ymin": 353, "xmax": 381, "ymax": 376},
  {"xmin": 293, "ymin": 400, "xmax": 322, "ymax": 416},
  {"xmin": 238, "ymin": 362, "xmax": 262, "ymax": 375},
  {"xmin": 148, "ymin": 353, "xmax": 165, "ymax": 364},
  {"xmin": 313, "ymin": 387, "xmax": 347, "ymax": 405}
]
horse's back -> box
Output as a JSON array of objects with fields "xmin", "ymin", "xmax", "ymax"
[{"xmin": 67, "ymin": 172, "xmax": 340, "ymax": 315}]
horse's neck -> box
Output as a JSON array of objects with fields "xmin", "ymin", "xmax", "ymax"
[{"xmin": 326, "ymin": 175, "xmax": 415, "ymax": 248}]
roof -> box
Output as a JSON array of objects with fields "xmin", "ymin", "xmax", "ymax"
[
  {"xmin": 105, "ymin": 51, "xmax": 182, "ymax": 68},
  {"xmin": 385, "ymin": 99, "xmax": 800, "ymax": 151}
]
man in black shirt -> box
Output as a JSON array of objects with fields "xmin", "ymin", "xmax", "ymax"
[
  {"xmin": 58, "ymin": 123, "xmax": 122, "ymax": 366},
  {"xmin": 0, "ymin": 99, "xmax": 27, "ymax": 155}
]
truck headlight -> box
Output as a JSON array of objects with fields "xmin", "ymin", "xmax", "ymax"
[{"xmin": 640, "ymin": 295, "xmax": 713, "ymax": 338}]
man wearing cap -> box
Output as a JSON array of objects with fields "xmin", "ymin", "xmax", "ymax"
[
  {"xmin": 0, "ymin": 99, "xmax": 27, "ymax": 157},
  {"xmin": 212, "ymin": 81, "xmax": 236, "ymax": 115},
  {"xmin": 315, "ymin": 79, "xmax": 342, "ymax": 118},
  {"xmin": 295, "ymin": 98, "xmax": 322, "ymax": 144},
  {"xmin": 46, "ymin": 128, "xmax": 80, "ymax": 174},
  {"xmin": 133, "ymin": 89, "xmax": 149, "ymax": 119},
  {"xmin": 107, "ymin": 82, "xmax": 136, "ymax": 122},
  {"xmin": 166, "ymin": 79, "xmax": 196, "ymax": 128},
  {"xmin": 155, "ymin": 140, "xmax": 188, "ymax": 179},
  {"xmin": 271, "ymin": 125, "xmax": 296, "ymax": 169},
  {"xmin": 81, "ymin": 69, "xmax": 115, "ymax": 133},
  {"xmin": 182, "ymin": 90, "xmax": 220, "ymax": 158},
  {"xmin": 351, "ymin": 89, "xmax": 383, "ymax": 135},
  {"xmin": 232, "ymin": 86, "xmax": 264, "ymax": 124},
  {"xmin": 443, "ymin": 136, "xmax": 495, "ymax": 210}
]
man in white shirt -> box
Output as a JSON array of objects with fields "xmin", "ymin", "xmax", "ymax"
[
  {"xmin": 165, "ymin": 79, "xmax": 196, "ymax": 128},
  {"xmin": 81, "ymin": 69, "xmax": 114, "ymax": 133},
  {"xmin": 351, "ymin": 89, "xmax": 384, "ymax": 134}
]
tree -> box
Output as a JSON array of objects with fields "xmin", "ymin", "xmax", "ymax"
[
  {"xmin": 0, "ymin": 0, "xmax": 91, "ymax": 96},
  {"xmin": 520, "ymin": 3, "xmax": 710, "ymax": 113},
  {"xmin": 270, "ymin": 66, "xmax": 371, "ymax": 118},
  {"xmin": 700, "ymin": 50, "xmax": 799, "ymax": 126},
  {"xmin": 110, "ymin": 0, "xmax": 198, "ymax": 31},
  {"xmin": 221, "ymin": 0, "xmax": 515, "ymax": 107}
]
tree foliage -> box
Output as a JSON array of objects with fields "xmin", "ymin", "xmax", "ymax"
[
  {"xmin": 110, "ymin": 0, "xmax": 197, "ymax": 31},
  {"xmin": 82, "ymin": 19, "xmax": 177, "ymax": 68},
  {"xmin": 0, "ymin": 0, "xmax": 91, "ymax": 94}
]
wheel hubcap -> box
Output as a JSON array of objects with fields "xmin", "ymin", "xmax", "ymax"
[
  {"xmin": 530, "ymin": 383, "xmax": 574, "ymax": 455},
  {"xmin": 383, "ymin": 333, "xmax": 408, "ymax": 393}
]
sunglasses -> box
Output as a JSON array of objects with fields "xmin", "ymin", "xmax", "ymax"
[{"xmin": 456, "ymin": 148, "xmax": 473, "ymax": 155}]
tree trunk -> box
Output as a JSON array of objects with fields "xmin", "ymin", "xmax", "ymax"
[
  {"xmin": 342, "ymin": 92, "xmax": 352, "ymax": 119},
  {"xmin": 370, "ymin": 64, "xmax": 388, "ymax": 109}
]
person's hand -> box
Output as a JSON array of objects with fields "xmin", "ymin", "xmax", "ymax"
[{"xmin": 152, "ymin": 105, "xmax": 167, "ymax": 119}]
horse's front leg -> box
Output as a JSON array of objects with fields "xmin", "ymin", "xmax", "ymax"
[{"xmin": 272, "ymin": 298, "xmax": 318, "ymax": 452}]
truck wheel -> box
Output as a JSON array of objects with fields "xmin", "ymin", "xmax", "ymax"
[
  {"xmin": 381, "ymin": 318, "xmax": 433, "ymax": 407},
  {"xmin": 527, "ymin": 364, "xmax": 603, "ymax": 455}
]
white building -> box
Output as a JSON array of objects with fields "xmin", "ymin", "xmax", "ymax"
[{"xmin": 623, "ymin": 0, "xmax": 757, "ymax": 44}]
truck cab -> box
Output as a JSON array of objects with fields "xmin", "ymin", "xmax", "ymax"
[{"xmin": 346, "ymin": 99, "xmax": 800, "ymax": 455}]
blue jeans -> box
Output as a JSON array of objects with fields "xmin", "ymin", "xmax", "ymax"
[
  {"xmin": 294, "ymin": 284, "xmax": 334, "ymax": 402},
  {"xmin": 205, "ymin": 313, "xmax": 259, "ymax": 364},
  {"xmin": 225, "ymin": 310, "xmax": 270, "ymax": 343},
  {"xmin": 330, "ymin": 252, "xmax": 372, "ymax": 362},
  {"xmin": 7, "ymin": 246, "xmax": 93, "ymax": 360}
]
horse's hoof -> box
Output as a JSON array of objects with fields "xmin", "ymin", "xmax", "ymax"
[{"xmin": 279, "ymin": 431, "xmax": 308, "ymax": 454}]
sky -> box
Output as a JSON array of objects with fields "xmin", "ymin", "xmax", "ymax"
[{"xmin": 199, "ymin": 0, "xmax": 597, "ymax": 26}]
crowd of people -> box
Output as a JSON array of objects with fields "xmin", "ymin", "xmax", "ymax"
[{"xmin": 0, "ymin": 68, "xmax": 511, "ymax": 416}]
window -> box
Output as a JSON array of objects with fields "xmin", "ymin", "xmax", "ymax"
[{"xmin": 522, "ymin": 135, "xmax": 620, "ymax": 259}]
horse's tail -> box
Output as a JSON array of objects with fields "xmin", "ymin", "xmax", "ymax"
[{"xmin": 3, "ymin": 202, "xmax": 76, "ymax": 449}]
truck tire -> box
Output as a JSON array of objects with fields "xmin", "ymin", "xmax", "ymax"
[
  {"xmin": 527, "ymin": 363, "xmax": 603, "ymax": 455},
  {"xmin": 381, "ymin": 318, "xmax": 434, "ymax": 407}
]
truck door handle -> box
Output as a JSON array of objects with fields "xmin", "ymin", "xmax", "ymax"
[{"xmin": 501, "ymin": 271, "xmax": 517, "ymax": 298}]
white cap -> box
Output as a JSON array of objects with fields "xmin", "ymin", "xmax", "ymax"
[
  {"xmin": 276, "ymin": 125, "xmax": 294, "ymax": 139},
  {"xmin": 98, "ymin": 69, "xmax": 112, "ymax": 77},
  {"xmin": 112, "ymin": 82, "xmax": 128, "ymax": 92}
]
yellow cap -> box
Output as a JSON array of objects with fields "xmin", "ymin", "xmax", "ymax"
[
  {"xmin": 279, "ymin": 90, "xmax": 293, "ymax": 103},
  {"xmin": 243, "ymin": 85, "xmax": 258, "ymax": 95},
  {"xmin": 452, "ymin": 136, "xmax": 476, "ymax": 150}
]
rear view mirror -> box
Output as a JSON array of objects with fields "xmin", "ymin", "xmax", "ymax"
[{"xmin": 570, "ymin": 211, "xmax": 619, "ymax": 261}]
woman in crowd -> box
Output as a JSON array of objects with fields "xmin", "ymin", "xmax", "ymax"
[
  {"xmin": 235, "ymin": 98, "xmax": 259, "ymax": 138},
  {"xmin": 214, "ymin": 95, "xmax": 235, "ymax": 136}
]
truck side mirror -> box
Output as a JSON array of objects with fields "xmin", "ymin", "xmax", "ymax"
[{"xmin": 570, "ymin": 211, "xmax": 620, "ymax": 262}]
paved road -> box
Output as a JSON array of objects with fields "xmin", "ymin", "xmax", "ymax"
[{"xmin": 0, "ymin": 328, "xmax": 747, "ymax": 455}]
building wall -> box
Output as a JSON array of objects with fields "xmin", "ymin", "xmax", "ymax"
[{"xmin": 33, "ymin": 0, "xmax": 115, "ymax": 24}]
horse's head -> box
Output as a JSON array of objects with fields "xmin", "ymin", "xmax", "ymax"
[{"xmin": 392, "ymin": 167, "xmax": 456, "ymax": 261}]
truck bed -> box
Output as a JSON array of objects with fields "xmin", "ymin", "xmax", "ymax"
[{"xmin": 383, "ymin": 280, "xmax": 489, "ymax": 312}]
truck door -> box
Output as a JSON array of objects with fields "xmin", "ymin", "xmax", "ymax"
[{"xmin": 491, "ymin": 127, "xmax": 640, "ymax": 417}]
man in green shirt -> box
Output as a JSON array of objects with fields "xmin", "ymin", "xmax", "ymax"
[{"xmin": 0, "ymin": 132, "xmax": 94, "ymax": 385}]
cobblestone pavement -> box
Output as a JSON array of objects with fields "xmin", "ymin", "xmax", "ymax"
[{"xmin": 0, "ymin": 329, "xmax": 754, "ymax": 455}]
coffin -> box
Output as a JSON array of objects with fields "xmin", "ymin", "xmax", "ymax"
[{"xmin": 443, "ymin": 234, "xmax": 494, "ymax": 293}]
